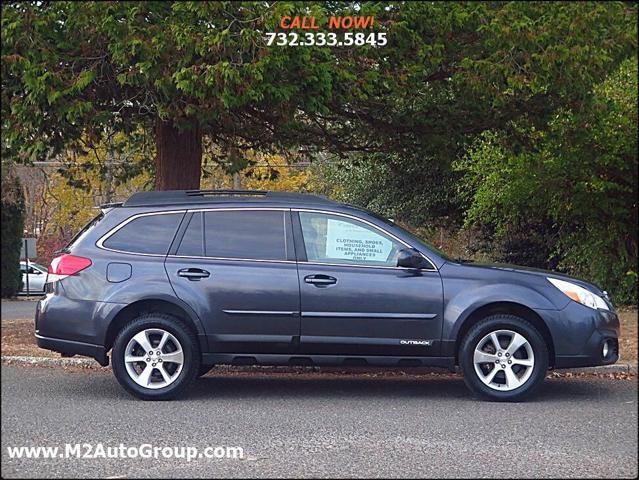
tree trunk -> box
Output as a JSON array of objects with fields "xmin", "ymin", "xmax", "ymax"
[
  {"xmin": 233, "ymin": 172, "xmax": 241, "ymax": 190},
  {"xmin": 155, "ymin": 118, "xmax": 202, "ymax": 191}
]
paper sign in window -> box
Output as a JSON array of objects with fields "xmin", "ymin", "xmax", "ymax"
[{"xmin": 325, "ymin": 219, "xmax": 393, "ymax": 262}]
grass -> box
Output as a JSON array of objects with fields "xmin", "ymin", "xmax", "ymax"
[
  {"xmin": 2, "ymin": 308, "xmax": 637, "ymax": 363},
  {"xmin": 618, "ymin": 307, "xmax": 638, "ymax": 363}
]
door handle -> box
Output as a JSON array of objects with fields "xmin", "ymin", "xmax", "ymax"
[
  {"xmin": 304, "ymin": 274, "xmax": 337, "ymax": 286},
  {"xmin": 178, "ymin": 268, "xmax": 210, "ymax": 280}
]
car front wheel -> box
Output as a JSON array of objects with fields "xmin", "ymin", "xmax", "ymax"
[
  {"xmin": 112, "ymin": 313, "xmax": 200, "ymax": 400},
  {"xmin": 459, "ymin": 314, "xmax": 549, "ymax": 401}
]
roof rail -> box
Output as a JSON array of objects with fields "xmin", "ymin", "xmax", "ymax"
[
  {"xmin": 122, "ymin": 189, "xmax": 336, "ymax": 207},
  {"xmin": 185, "ymin": 189, "xmax": 267, "ymax": 196}
]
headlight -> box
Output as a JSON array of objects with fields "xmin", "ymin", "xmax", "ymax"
[{"xmin": 547, "ymin": 277, "xmax": 609, "ymax": 310}]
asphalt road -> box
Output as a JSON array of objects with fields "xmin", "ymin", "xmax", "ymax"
[
  {"xmin": 1, "ymin": 366, "xmax": 637, "ymax": 478},
  {"xmin": 1, "ymin": 300, "xmax": 38, "ymax": 321}
]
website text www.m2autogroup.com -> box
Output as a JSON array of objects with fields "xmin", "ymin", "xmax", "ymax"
[{"xmin": 6, "ymin": 443, "xmax": 244, "ymax": 462}]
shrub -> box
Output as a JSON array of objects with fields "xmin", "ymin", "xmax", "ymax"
[{"xmin": 1, "ymin": 174, "xmax": 25, "ymax": 297}]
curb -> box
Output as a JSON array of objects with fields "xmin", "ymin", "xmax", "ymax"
[
  {"xmin": 1, "ymin": 355, "xmax": 636, "ymax": 375},
  {"xmin": 558, "ymin": 363, "xmax": 637, "ymax": 375},
  {"xmin": 2, "ymin": 355, "xmax": 105, "ymax": 369}
]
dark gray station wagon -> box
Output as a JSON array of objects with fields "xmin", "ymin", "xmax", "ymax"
[{"xmin": 36, "ymin": 190, "xmax": 620, "ymax": 401}]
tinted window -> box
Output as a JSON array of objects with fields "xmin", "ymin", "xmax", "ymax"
[
  {"xmin": 299, "ymin": 212, "xmax": 402, "ymax": 267},
  {"xmin": 177, "ymin": 212, "xmax": 204, "ymax": 256},
  {"xmin": 204, "ymin": 210, "xmax": 286, "ymax": 260},
  {"xmin": 103, "ymin": 213, "xmax": 183, "ymax": 254},
  {"xmin": 67, "ymin": 212, "xmax": 104, "ymax": 250}
]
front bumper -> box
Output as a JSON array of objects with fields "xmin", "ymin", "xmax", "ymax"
[{"xmin": 538, "ymin": 301, "xmax": 620, "ymax": 369}]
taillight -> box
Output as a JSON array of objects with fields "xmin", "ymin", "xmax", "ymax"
[{"xmin": 47, "ymin": 254, "xmax": 92, "ymax": 282}]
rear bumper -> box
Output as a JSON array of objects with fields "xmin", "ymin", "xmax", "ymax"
[
  {"xmin": 35, "ymin": 334, "xmax": 109, "ymax": 366},
  {"xmin": 35, "ymin": 293, "xmax": 114, "ymax": 366}
]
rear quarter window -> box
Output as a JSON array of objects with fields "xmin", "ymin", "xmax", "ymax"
[
  {"xmin": 102, "ymin": 212, "xmax": 184, "ymax": 255},
  {"xmin": 66, "ymin": 212, "xmax": 105, "ymax": 250}
]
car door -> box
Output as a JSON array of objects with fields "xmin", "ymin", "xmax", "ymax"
[
  {"xmin": 20, "ymin": 263, "xmax": 45, "ymax": 293},
  {"xmin": 165, "ymin": 208, "xmax": 300, "ymax": 354},
  {"xmin": 294, "ymin": 210, "xmax": 443, "ymax": 356},
  {"xmin": 27, "ymin": 265, "xmax": 46, "ymax": 292}
]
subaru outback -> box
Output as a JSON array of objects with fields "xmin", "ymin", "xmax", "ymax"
[{"xmin": 36, "ymin": 190, "xmax": 620, "ymax": 401}]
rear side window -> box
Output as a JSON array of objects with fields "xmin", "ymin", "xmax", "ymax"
[
  {"xmin": 177, "ymin": 210, "xmax": 287, "ymax": 260},
  {"xmin": 102, "ymin": 212, "xmax": 184, "ymax": 255},
  {"xmin": 177, "ymin": 212, "xmax": 204, "ymax": 256}
]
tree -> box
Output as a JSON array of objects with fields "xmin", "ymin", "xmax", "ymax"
[
  {"xmin": 314, "ymin": 1, "xmax": 637, "ymax": 226},
  {"xmin": 1, "ymin": 1, "xmax": 368, "ymax": 189},
  {"xmin": 1, "ymin": 172, "xmax": 25, "ymax": 297},
  {"xmin": 457, "ymin": 57, "xmax": 638, "ymax": 303},
  {"xmin": 4, "ymin": 2, "xmax": 635, "ymax": 192}
]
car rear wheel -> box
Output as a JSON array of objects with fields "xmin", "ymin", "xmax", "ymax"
[
  {"xmin": 112, "ymin": 313, "xmax": 200, "ymax": 400},
  {"xmin": 459, "ymin": 314, "xmax": 549, "ymax": 401}
]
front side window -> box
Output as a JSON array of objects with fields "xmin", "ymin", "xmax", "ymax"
[
  {"xmin": 102, "ymin": 212, "xmax": 184, "ymax": 255},
  {"xmin": 299, "ymin": 212, "xmax": 403, "ymax": 267},
  {"xmin": 200, "ymin": 210, "xmax": 287, "ymax": 260}
]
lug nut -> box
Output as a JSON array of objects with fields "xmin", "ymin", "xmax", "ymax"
[
  {"xmin": 505, "ymin": 353, "xmax": 510, "ymax": 357},
  {"xmin": 498, "ymin": 353, "xmax": 502, "ymax": 357},
  {"xmin": 501, "ymin": 364, "xmax": 506, "ymax": 368},
  {"xmin": 152, "ymin": 363, "xmax": 156, "ymax": 367},
  {"xmin": 156, "ymin": 351, "xmax": 161, "ymax": 355},
  {"xmin": 146, "ymin": 358, "xmax": 150, "ymax": 362},
  {"xmin": 508, "ymin": 360, "xmax": 512, "ymax": 364},
  {"xmin": 158, "ymin": 359, "xmax": 163, "ymax": 362},
  {"xmin": 149, "ymin": 351, "xmax": 153, "ymax": 355}
]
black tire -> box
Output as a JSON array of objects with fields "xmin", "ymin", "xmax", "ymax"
[
  {"xmin": 197, "ymin": 364, "xmax": 215, "ymax": 378},
  {"xmin": 459, "ymin": 314, "xmax": 549, "ymax": 402},
  {"xmin": 112, "ymin": 313, "xmax": 200, "ymax": 400}
]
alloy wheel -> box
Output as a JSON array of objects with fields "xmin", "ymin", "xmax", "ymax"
[
  {"xmin": 124, "ymin": 328, "xmax": 184, "ymax": 389},
  {"xmin": 473, "ymin": 329, "xmax": 535, "ymax": 391}
]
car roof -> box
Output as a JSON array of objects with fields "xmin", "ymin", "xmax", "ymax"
[{"xmin": 121, "ymin": 190, "xmax": 340, "ymax": 208}]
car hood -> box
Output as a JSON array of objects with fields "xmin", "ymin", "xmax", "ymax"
[{"xmin": 449, "ymin": 261, "xmax": 607, "ymax": 296}]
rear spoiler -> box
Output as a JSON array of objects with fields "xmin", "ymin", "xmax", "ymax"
[{"xmin": 97, "ymin": 202, "xmax": 123, "ymax": 214}]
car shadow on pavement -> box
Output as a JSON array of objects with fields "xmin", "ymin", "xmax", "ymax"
[
  {"xmin": 185, "ymin": 374, "xmax": 627, "ymax": 403},
  {"xmin": 187, "ymin": 375, "xmax": 472, "ymax": 401},
  {"xmin": 42, "ymin": 368, "xmax": 628, "ymax": 403}
]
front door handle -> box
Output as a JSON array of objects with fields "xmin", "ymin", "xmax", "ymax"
[
  {"xmin": 178, "ymin": 268, "xmax": 210, "ymax": 280},
  {"xmin": 304, "ymin": 274, "xmax": 337, "ymax": 286}
]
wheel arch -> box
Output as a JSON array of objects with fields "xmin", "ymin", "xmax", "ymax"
[
  {"xmin": 454, "ymin": 302, "xmax": 555, "ymax": 367},
  {"xmin": 104, "ymin": 298, "xmax": 205, "ymax": 352}
]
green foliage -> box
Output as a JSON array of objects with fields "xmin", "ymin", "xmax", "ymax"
[
  {"xmin": 1, "ymin": 175, "xmax": 25, "ymax": 297},
  {"xmin": 1, "ymin": 1, "xmax": 371, "ymax": 172},
  {"xmin": 310, "ymin": 1, "xmax": 637, "ymax": 240},
  {"xmin": 314, "ymin": 153, "xmax": 463, "ymax": 228},
  {"xmin": 4, "ymin": 2, "xmax": 635, "ymax": 171},
  {"xmin": 457, "ymin": 57, "xmax": 638, "ymax": 304}
]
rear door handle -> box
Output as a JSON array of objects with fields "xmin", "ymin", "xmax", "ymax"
[
  {"xmin": 178, "ymin": 268, "xmax": 210, "ymax": 280},
  {"xmin": 304, "ymin": 274, "xmax": 337, "ymax": 286}
]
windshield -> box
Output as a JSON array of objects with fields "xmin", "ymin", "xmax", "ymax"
[{"xmin": 365, "ymin": 212, "xmax": 454, "ymax": 261}]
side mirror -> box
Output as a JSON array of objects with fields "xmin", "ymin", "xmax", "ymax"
[{"xmin": 397, "ymin": 248, "xmax": 428, "ymax": 269}]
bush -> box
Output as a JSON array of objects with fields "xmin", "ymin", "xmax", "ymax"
[{"xmin": 1, "ymin": 174, "xmax": 25, "ymax": 297}]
